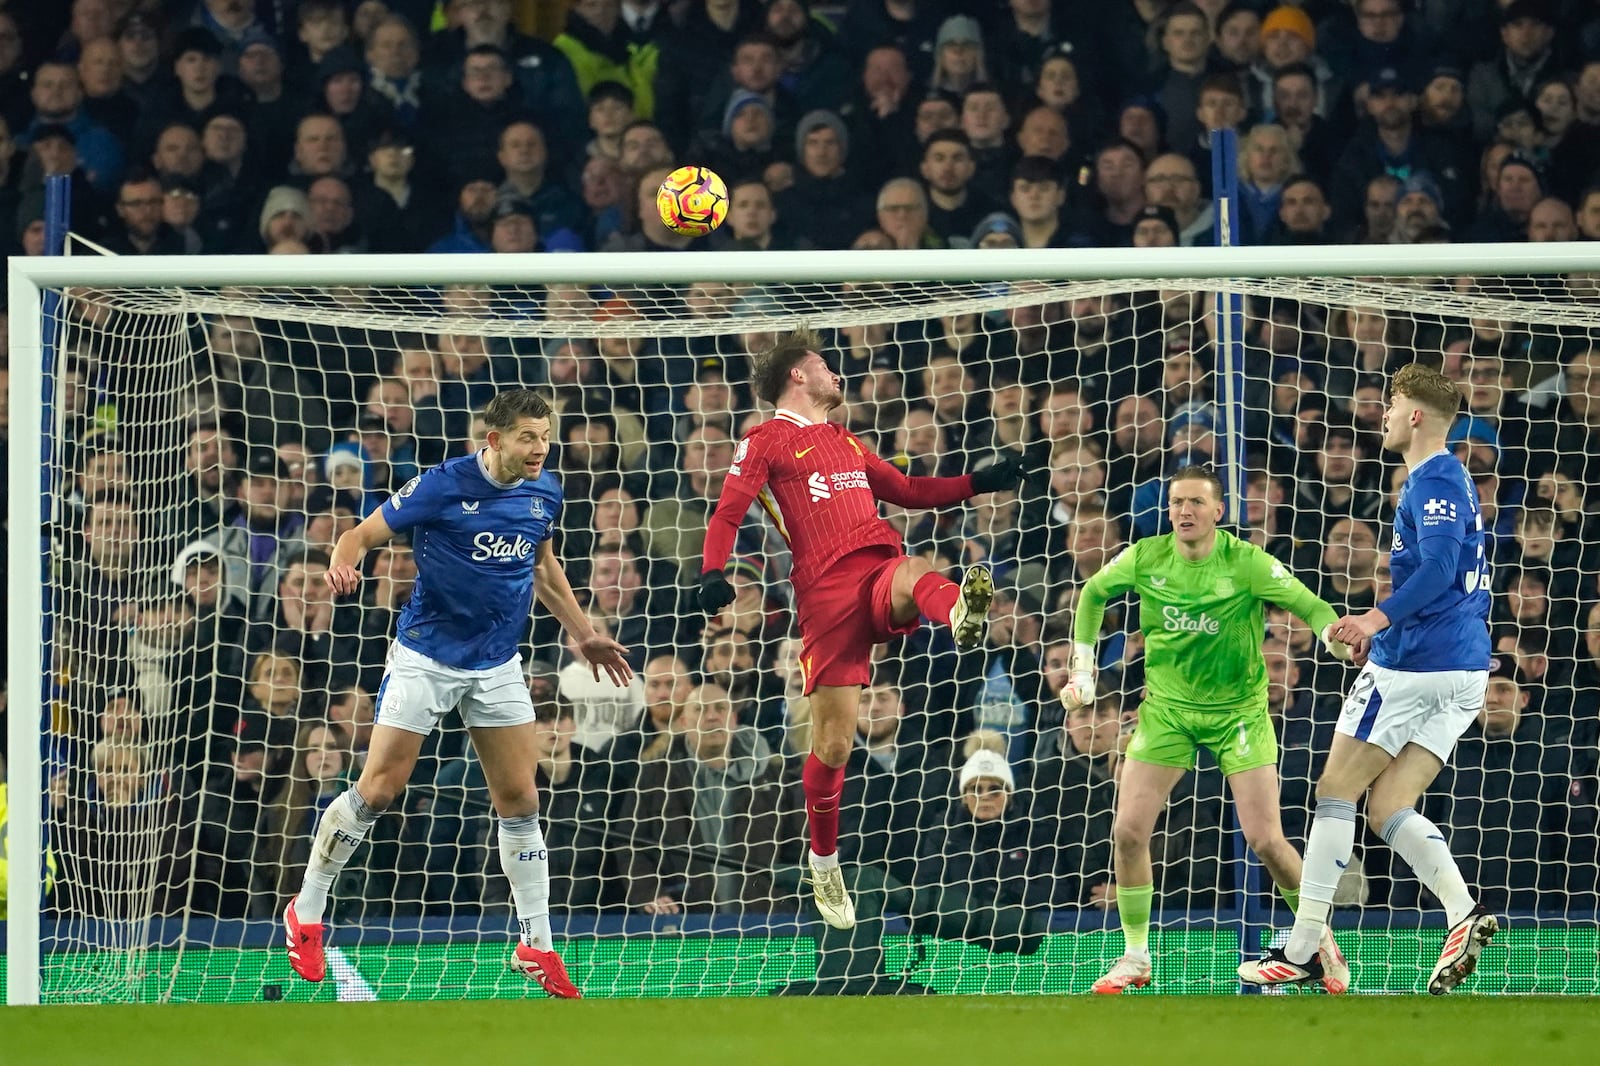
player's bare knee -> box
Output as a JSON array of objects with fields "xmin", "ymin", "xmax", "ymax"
[
  {"xmin": 354, "ymin": 775, "xmax": 401, "ymax": 812},
  {"xmin": 1245, "ymin": 829, "xmax": 1291, "ymax": 862},
  {"xmin": 811, "ymin": 733, "xmax": 850, "ymax": 767},
  {"xmin": 1112, "ymin": 816, "xmax": 1152, "ymax": 856},
  {"xmin": 491, "ymin": 789, "xmax": 540, "ymax": 820}
]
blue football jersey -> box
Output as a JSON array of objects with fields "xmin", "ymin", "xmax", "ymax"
[
  {"xmin": 381, "ymin": 452, "xmax": 563, "ymax": 670},
  {"xmin": 1370, "ymin": 449, "xmax": 1491, "ymax": 672}
]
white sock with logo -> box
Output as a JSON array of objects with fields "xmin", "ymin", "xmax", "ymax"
[
  {"xmin": 1284, "ymin": 798, "xmax": 1357, "ymax": 964},
  {"xmin": 1381, "ymin": 807, "xmax": 1476, "ymax": 926},
  {"xmin": 296, "ymin": 786, "xmax": 380, "ymax": 924},
  {"xmin": 500, "ymin": 813, "xmax": 553, "ymax": 950}
]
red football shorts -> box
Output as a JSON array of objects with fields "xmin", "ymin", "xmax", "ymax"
[{"xmin": 795, "ymin": 545, "xmax": 917, "ymax": 693}]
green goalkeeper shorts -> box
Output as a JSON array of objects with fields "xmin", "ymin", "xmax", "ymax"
[{"xmin": 1125, "ymin": 697, "xmax": 1279, "ymax": 777}]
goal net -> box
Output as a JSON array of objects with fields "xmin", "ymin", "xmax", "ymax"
[{"xmin": 7, "ymin": 247, "xmax": 1599, "ymax": 1003}]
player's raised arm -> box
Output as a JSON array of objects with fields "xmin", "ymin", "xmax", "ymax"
[
  {"xmin": 326, "ymin": 506, "xmax": 396, "ymax": 595},
  {"xmin": 533, "ymin": 538, "xmax": 632, "ymax": 686},
  {"xmin": 1061, "ymin": 544, "xmax": 1140, "ymax": 708},
  {"xmin": 696, "ymin": 433, "xmax": 769, "ymax": 613},
  {"xmin": 1242, "ymin": 544, "xmax": 1352, "ymax": 662},
  {"xmin": 862, "ymin": 444, "xmax": 1029, "ymax": 508}
]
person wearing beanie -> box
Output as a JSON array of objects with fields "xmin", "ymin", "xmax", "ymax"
[
  {"xmin": 1248, "ymin": 5, "xmax": 1341, "ymax": 126},
  {"xmin": 1466, "ymin": 151, "xmax": 1544, "ymax": 241},
  {"xmin": 1131, "ymin": 203, "xmax": 1181, "ymax": 247},
  {"xmin": 776, "ymin": 109, "xmax": 870, "ymax": 248}
]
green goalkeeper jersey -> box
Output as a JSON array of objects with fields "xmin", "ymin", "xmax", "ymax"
[{"xmin": 1074, "ymin": 529, "xmax": 1338, "ymax": 714}]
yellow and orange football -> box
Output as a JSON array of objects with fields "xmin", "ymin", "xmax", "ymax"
[{"xmin": 656, "ymin": 165, "xmax": 729, "ymax": 237}]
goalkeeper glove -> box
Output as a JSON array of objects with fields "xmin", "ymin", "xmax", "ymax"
[
  {"xmin": 696, "ymin": 570, "xmax": 736, "ymax": 614},
  {"xmin": 1320, "ymin": 623, "xmax": 1353, "ymax": 663},
  {"xmin": 1059, "ymin": 642, "xmax": 1098, "ymax": 710},
  {"xmin": 970, "ymin": 449, "xmax": 1028, "ymax": 494}
]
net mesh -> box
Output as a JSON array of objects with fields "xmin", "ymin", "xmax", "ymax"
[{"xmin": 24, "ymin": 264, "xmax": 1600, "ymax": 1002}]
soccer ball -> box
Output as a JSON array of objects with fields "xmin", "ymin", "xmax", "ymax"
[{"xmin": 656, "ymin": 165, "xmax": 728, "ymax": 237}]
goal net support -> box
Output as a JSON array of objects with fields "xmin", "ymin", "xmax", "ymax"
[{"xmin": 7, "ymin": 244, "xmax": 1600, "ymax": 1004}]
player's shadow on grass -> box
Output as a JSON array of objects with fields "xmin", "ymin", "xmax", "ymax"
[{"xmin": 769, "ymin": 864, "xmax": 1048, "ymax": 996}]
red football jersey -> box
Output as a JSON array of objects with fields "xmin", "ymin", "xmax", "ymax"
[{"xmin": 703, "ymin": 410, "xmax": 973, "ymax": 591}]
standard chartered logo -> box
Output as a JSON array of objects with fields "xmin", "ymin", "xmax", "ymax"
[{"xmin": 1162, "ymin": 605, "xmax": 1220, "ymax": 634}]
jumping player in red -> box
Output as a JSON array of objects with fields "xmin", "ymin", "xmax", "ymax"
[{"xmin": 696, "ymin": 329, "xmax": 1027, "ymax": 928}]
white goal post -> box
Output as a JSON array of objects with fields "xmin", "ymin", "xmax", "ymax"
[{"xmin": 9, "ymin": 242, "xmax": 1600, "ymax": 1006}]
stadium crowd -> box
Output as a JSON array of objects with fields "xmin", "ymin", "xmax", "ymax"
[{"xmin": 0, "ymin": 0, "xmax": 1598, "ymax": 959}]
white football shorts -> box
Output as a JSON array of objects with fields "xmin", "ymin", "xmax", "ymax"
[
  {"xmin": 1335, "ymin": 661, "xmax": 1489, "ymax": 760},
  {"xmin": 373, "ymin": 642, "xmax": 536, "ymax": 736}
]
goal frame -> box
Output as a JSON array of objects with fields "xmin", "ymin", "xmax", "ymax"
[{"xmin": 9, "ymin": 241, "xmax": 1600, "ymax": 1006}]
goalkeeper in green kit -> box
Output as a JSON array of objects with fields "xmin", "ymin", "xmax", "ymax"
[{"xmin": 1063, "ymin": 466, "xmax": 1354, "ymax": 995}]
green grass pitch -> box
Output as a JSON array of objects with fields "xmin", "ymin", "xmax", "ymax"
[{"xmin": 5, "ymin": 996, "xmax": 1600, "ymax": 1066}]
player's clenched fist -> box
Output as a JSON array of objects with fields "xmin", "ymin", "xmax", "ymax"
[
  {"xmin": 695, "ymin": 569, "xmax": 735, "ymax": 613},
  {"xmin": 1058, "ymin": 642, "xmax": 1098, "ymax": 710},
  {"xmin": 325, "ymin": 564, "xmax": 362, "ymax": 596}
]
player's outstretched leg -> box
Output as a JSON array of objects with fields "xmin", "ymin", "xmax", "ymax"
[
  {"xmin": 948, "ymin": 564, "xmax": 994, "ymax": 650},
  {"xmin": 1428, "ymin": 906, "xmax": 1499, "ymax": 995},
  {"xmin": 500, "ymin": 812, "xmax": 581, "ymax": 998},
  {"xmin": 284, "ymin": 784, "xmax": 382, "ymax": 982}
]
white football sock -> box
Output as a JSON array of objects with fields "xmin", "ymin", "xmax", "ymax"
[
  {"xmin": 296, "ymin": 786, "xmax": 379, "ymax": 924},
  {"xmin": 500, "ymin": 813, "xmax": 553, "ymax": 950},
  {"xmin": 1381, "ymin": 807, "xmax": 1477, "ymax": 926},
  {"xmin": 1284, "ymin": 798, "xmax": 1357, "ymax": 964},
  {"xmin": 809, "ymin": 849, "xmax": 840, "ymax": 871}
]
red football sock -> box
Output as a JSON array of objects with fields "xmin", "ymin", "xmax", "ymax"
[
  {"xmin": 802, "ymin": 754, "xmax": 846, "ymax": 858},
  {"xmin": 913, "ymin": 571, "xmax": 961, "ymax": 626}
]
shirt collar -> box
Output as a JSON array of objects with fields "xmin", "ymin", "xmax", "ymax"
[
  {"xmin": 774, "ymin": 408, "xmax": 813, "ymax": 426},
  {"xmin": 475, "ymin": 448, "xmax": 523, "ymax": 488}
]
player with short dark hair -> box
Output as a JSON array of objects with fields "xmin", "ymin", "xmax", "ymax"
[
  {"xmin": 1065, "ymin": 464, "xmax": 1355, "ymax": 994},
  {"xmin": 697, "ymin": 329, "xmax": 1027, "ymax": 929},
  {"xmin": 281, "ymin": 388, "xmax": 631, "ymax": 998},
  {"xmin": 1241, "ymin": 363, "xmax": 1498, "ymax": 995}
]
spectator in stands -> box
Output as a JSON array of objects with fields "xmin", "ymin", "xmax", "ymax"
[
  {"xmin": 632, "ymin": 652, "xmax": 692, "ymax": 764},
  {"xmin": 425, "ymin": 0, "xmax": 587, "ymax": 155},
  {"xmin": 427, "ymin": 172, "xmax": 500, "ymax": 253},
  {"xmin": 959, "ymin": 83, "xmax": 1012, "ymax": 204},
  {"xmin": 919, "ymin": 130, "xmax": 995, "ymax": 247},
  {"xmin": 1468, "ymin": 152, "xmax": 1544, "ymax": 242},
  {"xmin": 1143, "ymin": 152, "xmax": 1213, "ymax": 246},
  {"xmin": 874, "ymin": 176, "xmax": 940, "ymax": 250},
  {"xmin": 1150, "ymin": 4, "xmax": 1215, "ymax": 154},
  {"xmin": 914, "ymin": 749, "xmax": 1048, "ymax": 953},
  {"xmin": 775, "ymin": 110, "xmax": 866, "ymax": 250},
  {"xmin": 526, "ymin": 699, "xmax": 616, "ymax": 911},
  {"xmin": 53, "ymin": 740, "xmax": 190, "ymax": 920},
  {"xmin": 326, "ymin": 683, "xmax": 376, "ymax": 768},
  {"xmin": 1468, "ymin": 1, "xmax": 1562, "ymax": 146},
  {"xmin": 1495, "ymin": 625, "xmax": 1575, "ymax": 736},
  {"xmin": 78, "ymin": 36, "xmax": 135, "ymax": 135},
  {"xmin": 1330, "ymin": 67, "xmax": 1469, "ymax": 231},
  {"xmin": 764, "ymin": 0, "xmax": 849, "ymax": 117},
  {"xmin": 1079, "ymin": 138, "xmax": 1146, "ymax": 247},
  {"xmin": 352, "ymin": 126, "xmax": 445, "ymax": 253},
  {"xmin": 1293, "ymin": 424, "xmax": 1383, "ymax": 541},
  {"xmin": 1536, "ymin": 345, "xmax": 1600, "ymax": 488},
  {"xmin": 621, "ymin": 681, "xmax": 802, "ymax": 914},
  {"xmin": 17, "ymin": 59, "xmax": 123, "ymax": 193},
  {"xmin": 1314, "ymin": 516, "xmax": 1382, "ymax": 612},
  {"xmin": 305, "ymin": 175, "xmax": 365, "ymax": 253},
  {"xmin": 553, "ymin": 0, "xmax": 660, "ymax": 124},
  {"xmin": 838, "ymin": 675, "xmax": 954, "ymax": 882},
  {"xmin": 1009, "ymin": 154, "xmax": 1070, "ymax": 249},
  {"xmin": 62, "ymin": 490, "xmax": 149, "ymax": 666},
  {"xmin": 495, "ymin": 118, "xmax": 585, "ymax": 241},
  {"xmin": 365, "ymin": 16, "xmax": 423, "ymax": 130},
  {"xmin": 422, "ymin": 45, "xmax": 530, "ymax": 188},
  {"xmin": 255, "ymin": 721, "xmax": 359, "ymax": 919},
  {"xmin": 654, "ymin": 0, "xmax": 764, "ymax": 153},
  {"xmin": 1029, "ymin": 680, "xmax": 1119, "ymax": 907},
  {"xmin": 1271, "ymin": 173, "xmax": 1334, "ymax": 244},
  {"xmin": 1527, "ymin": 196, "xmax": 1577, "ymax": 242},
  {"xmin": 586, "ymin": 544, "xmax": 663, "ymax": 669},
  {"xmin": 847, "ymin": 45, "xmax": 918, "ymax": 190},
  {"xmin": 190, "ymin": 736, "xmax": 274, "ymax": 917}
]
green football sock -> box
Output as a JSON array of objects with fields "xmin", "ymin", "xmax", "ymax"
[
  {"xmin": 1278, "ymin": 883, "xmax": 1301, "ymax": 916},
  {"xmin": 1116, "ymin": 883, "xmax": 1155, "ymax": 955}
]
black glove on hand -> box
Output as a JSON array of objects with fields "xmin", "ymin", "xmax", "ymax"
[
  {"xmin": 696, "ymin": 570, "xmax": 736, "ymax": 613},
  {"xmin": 970, "ymin": 450, "xmax": 1028, "ymax": 494}
]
